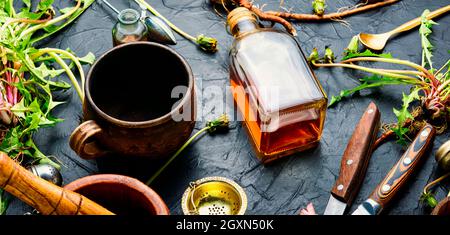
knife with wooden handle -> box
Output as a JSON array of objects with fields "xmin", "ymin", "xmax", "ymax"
[
  {"xmin": 352, "ymin": 124, "xmax": 435, "ymax": 215},
  {"xmin": 323, "ymin": 102, "xmax": 380, "ymax": 215}
]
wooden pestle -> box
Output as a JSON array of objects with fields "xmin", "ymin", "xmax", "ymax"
[{"xmin": 0, "ymin": 153, "xmax": 114, "ymax": 215}]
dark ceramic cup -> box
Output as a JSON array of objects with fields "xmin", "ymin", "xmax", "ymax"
[{"xmin": 70, "ymin": 42, "xmax": 195, "ymax": 160}]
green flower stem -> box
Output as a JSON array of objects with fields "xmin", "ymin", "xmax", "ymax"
[
  {"xmin": 342, "ymin": 57, "xmax": 436, "ymax": 84},
  {"xmin": 1, "ymin": 19, "xmax": 21, "ymax": 33},
  {"xmin": 438, "ymin": 79, "xmax": 450, "ymax": 94},
  {"xmin": 29, "ymin": 0, "xmax": 95, "ymax": 45},
  {"xmin": 146, "ymin": 126, "xmax": 210, "ymax": 186},
  {"xmin": 379, "ymin": 69, "xmax": 424, "ymax": 76},
  {"xmin": 435, "ymin": 59, "xmax": 450, "ymax": 76},
  {"xmin": 441, "ymin": 89, "xmax": 450, "ymax": 101},
  {"xmin": 0, "ymin": 17, "xmax": 51, "ymax": 34},
  {"xmin": 7, "ymin": 0, "xmax": 15, "ymax": 17},
  {"xmin": 134, "ymin": 0, "xmax": 196, "ymax": 42},
  {"xmin": 135, "ymin": 0, "xmax": 218, "ymax": 52},
  {"xmin": 17, "ymin": 0, "xmax": 82, "ymax": 43},
  {"xmin": 47, "ymin": 52, "xmax": 84, "ymax": 102},
  {"xmin": 313, "ymin": 62, "xmax": 424, "ymax": 85},
  {"xmin": 34, "ymin": 48, "xmax": 85, "ymax": 93}
]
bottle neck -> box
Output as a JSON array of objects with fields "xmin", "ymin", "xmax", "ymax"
[
  {"xmin": 118, "ymin": 9, "xmax": 140, "ymax": 25},
  {"xmin": 231, "ymin": 19, "xmax": 259, "ymax": 37}
]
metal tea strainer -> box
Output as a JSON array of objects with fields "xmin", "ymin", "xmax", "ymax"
[{"xmin": 181, "ymin": 176, "xmax": 247, "ymax": 215}]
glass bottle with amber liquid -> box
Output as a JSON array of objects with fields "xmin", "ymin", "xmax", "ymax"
[
  {"xmin": 112, "ymin": 9, "xmax": 148, "ymax": 46},
  {"xmin": 227, "ymin": 8, "xmax": 327, "ymax": 163}
]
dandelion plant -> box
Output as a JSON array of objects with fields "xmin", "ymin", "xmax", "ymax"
[
  {"xmin": 309, "ymin": 9, "xmax": 450, "ymax": 147},
  {"xmin": 0, "ymin": 0, "xmax": 95, "ymax": 214}
]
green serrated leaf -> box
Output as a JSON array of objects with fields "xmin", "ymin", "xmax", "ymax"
[
  {"xmin": 17, "ymin": 11, "xmax": 41, "ymax": 20},
  {"xmin": 30, "ymin": 0, "xmax": 95, "ymax": 44},
  {"xmin": 59, "ymin": 7, "xmax": 74, "ymax": 15},
  {"xmin": 420, "ymin": 9, "xmax": 437, "ymax": 70},
  {"xmin": 43, "ymin": 24, "xmax": 58, "ymax": 33},
  {"xmin": 78, "ymin": 52, "xmax": 95, "ymax": 65},
  {"xmin": 0, "ymin": 189, "xmax": 10, "ymax": 215},
  {"xmin": 391, "ymin": 89, "xmax": 420, "ymax": 144},
  {"xmin": 394, "ymin": 89, "xmax": 420, "ymax": 124},
  {"xmin": 328, "ymin": 76, "xmax": 406, "ymax": 107},
  {"xmin": 47, "ymin": 100, "xmax": 64, "ymax": 112},
  {"xmin": 80, "ymin": 0, "xmax": 95, "ymax": 7},
  {"xmin": 22, "ymin": 112, "xmax": 42, "ymax": 134},
  {"xmin": 4, "ymin": 0, "xmax": 14, "ymax": 17},
  {"xmin": 24, "ymin": 138, "xmax": 60, "ymax": 169},
  {"xmin": 0, "ymin": 127, "xmax": 22, "ymax": 153},
  {"xmin": 19, "ymin": 52, "xmax": 71, "ymax": 89},
  {"xmin": 342, "ymin": 49, "xmax": 392, "ymax": 61},
  {"xmin": 22, "ymin": 0, "xmax": 31, "ymax": 10},
  {"xmin": 37, "ymin": 0, "xmax": 54, "ymax": 11},
  {"xmin": 15, "ymin": 80, "xmax": 32, "ymax": 102},
  {"xmin": 11, "ymin": 98, "xmax": 27, "ymax": 119},
  {"xmin": 392, "ymin": 126, "xmax": 409, "ymax": 146},
  {"xmin": 35, "ymin": 63, "xmax": 65, "ymax": 78}
]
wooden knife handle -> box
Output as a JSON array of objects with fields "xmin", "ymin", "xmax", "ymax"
[
  {"xmin": 0, "ymin": 152, "xmax": 114, "ymax": 215},
  {"xmin": 368, "ymin": 124, "xmax": 435, "ymax": 210},
  {"xmin": 331, "ymin": 102, "xmax": 380, "ymax": 204}
]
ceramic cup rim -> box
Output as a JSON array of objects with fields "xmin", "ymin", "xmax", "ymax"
[
  {"xmin": 85, "ymin": 41, "xmax": 194, "ymax": 128},
  {"xmin": 64, "ymin": 174, "xmax": 170, "ymax": 215}
]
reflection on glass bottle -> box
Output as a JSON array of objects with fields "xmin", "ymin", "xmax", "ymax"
[
  {"xmin": 112, "ymin": 9, "xmax": 148, "ymax": 46},
  {"xmin": 227, "ymin": 8, "xmax": 327, "ymax": 163}
]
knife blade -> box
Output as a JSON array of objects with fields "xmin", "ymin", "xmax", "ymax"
[
  {"xmin": 352, "ymin": 123, "xmax": 436, "ymax": 215},
  {"xmin": 323, "ymin": 102, "xmax": 380, "ymax": 215}
]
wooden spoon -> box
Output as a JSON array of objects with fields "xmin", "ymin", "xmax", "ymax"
[{"xmin": 359, "ymin": 5, "xmax": 450, "ymax": 51}]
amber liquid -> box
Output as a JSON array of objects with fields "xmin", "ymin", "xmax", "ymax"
[
  {"xmin": 230, "ymin": 72, "xmax": 325, "ymax": 162},
  {"xmin": 113, "ymin": 34, "xmax": 149, "ymax": 46},
  {"xmin": 228, "ymin": 17, "xmax": 327, "ymax": 163}
]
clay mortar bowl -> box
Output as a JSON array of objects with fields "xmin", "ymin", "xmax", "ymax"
[{"xmin": 64, "ymin": 174, "xmax": 169, "ymax": 215}]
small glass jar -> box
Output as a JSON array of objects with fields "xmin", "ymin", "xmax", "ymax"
[{"xmin": 112, "ymin": 9, "xmax": 148, "ymax": 46}]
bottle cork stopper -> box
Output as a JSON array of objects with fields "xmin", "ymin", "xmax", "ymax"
[{"xmin": 227, "ymin": 7, "xmax": 257, "ymax": 32}]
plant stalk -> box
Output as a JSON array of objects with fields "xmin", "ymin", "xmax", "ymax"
[
  {"xmin": 435, "ymin": 59, "xmax": 450, "ymax": 76},
  {"xmin": 342, "ymin": 57, "xmax": 438, "ymax": 84},
  {"xmin": 313, "ymin": 62, "xmax": 424, "ymax": 84},
  {"xmin": 134, "ymin": 0, "xmax": 197, "ymax": 42},
  {"xmin": 17, "ymin": 0, "xmax": 82, "ymax": 43},
  {"xmin": 35, "ymin": 48, "xmax": 85, "ymax": 93},
  {"xmin": 47, "ymin": 52, "xmax": 84, "ymax": 102},
  {"xmin": 146, "ymin": 126, "xmax": 210, "ymax": 185}
]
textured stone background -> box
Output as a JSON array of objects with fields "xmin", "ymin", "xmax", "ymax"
[{"xmin": 7, "ymin": 0, "xmax": 450, "ymax": 215}]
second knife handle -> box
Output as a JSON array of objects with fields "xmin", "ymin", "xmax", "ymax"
[
  {"xmin": 331, "ymin": 102, "xmax": 380, "ymax": 203},
  {"xmin": 369, "ymin": 124, "xmax": 435, "ymax": 210}
]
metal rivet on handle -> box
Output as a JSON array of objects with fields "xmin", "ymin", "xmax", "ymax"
[
  {"xmin": 337, "ymin": 184, "xmax": 344, "ymax": 191},
  {"xmin": 403, "ymin": 158, "xmax": 412, "ymax": 165},
  {"xmin": 421, "ymin": 129, "xmax": 429, "ymax": 137},
  {"xmin": 382, "ymin": 184, "xmax": 391, "ymax": 193},
  {"xmin": 347, "ymin": 160, "xmax": 353, "ymax": 165}
]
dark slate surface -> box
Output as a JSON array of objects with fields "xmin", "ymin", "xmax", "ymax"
[{"xmin": 6, "ymin": 0, "xmax": 450, "ymax": 215}]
